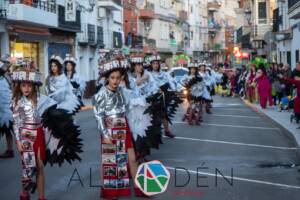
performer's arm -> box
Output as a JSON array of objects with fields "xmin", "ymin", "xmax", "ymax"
[{"xmin": 93, "ymin": 90, "xmax": 110, "ymax": 139}]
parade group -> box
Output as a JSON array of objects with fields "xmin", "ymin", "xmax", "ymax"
[{"xmin": 0, "ymin": 50, "xmax": 299, "ymax": 200}]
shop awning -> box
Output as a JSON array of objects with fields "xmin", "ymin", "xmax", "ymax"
[{"xmin": 9, "ymin": 25, "xmax": 51, "ymax": 41}]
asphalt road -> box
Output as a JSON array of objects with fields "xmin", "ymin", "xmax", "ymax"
[{"xmin": 1, "ymin": 96, "xmax": 300, "ymax": 200}]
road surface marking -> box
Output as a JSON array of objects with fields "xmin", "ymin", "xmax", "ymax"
[
  {"xmin": 177, "ymin": 112, "xmax": 260, "ymax": 119},
  {"xmin": 173, "ymin": 121, "xmax": 279, "ymax": 130},
  {"xmin": 167, "ymin": 167, "xmax": 300, "ymax": 190},
  {"xmin": 164, "ymin": 136, "xmax": 299, "ymax": 150}
]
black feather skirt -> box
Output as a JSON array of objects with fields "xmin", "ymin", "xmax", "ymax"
[
  {"xmin": 41, "ymin": 105, "xmax": 83, "ymax": 166},
  {"xmin": 0, "ymin": 121, "xmax": 13, "ymax": 137}
]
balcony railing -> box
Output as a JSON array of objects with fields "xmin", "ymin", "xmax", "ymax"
[
  {"xmin": 98, "ymin": 0, "xmax": 122, "ymax": 11},
  {"xmin": 288, "ymin": 0, "xmax": 300, "ymax": 13},
  {"xmin": 251, "ymin": 24, "xmax": 272, "ymax": 40},
  {"xmin": 0, "ymin": 9, "xmax": 7, "ymax": 19},
  {"xmin": 139, "ymin": 2, "xmax": 155, "ymax": 19},
  {"xmin": 7, "ymin": 0, "xmax": 56, "ymax": 13},
  {"xmin": 58, "ymin": 5, "xmax": 81, "ymax": 32}
]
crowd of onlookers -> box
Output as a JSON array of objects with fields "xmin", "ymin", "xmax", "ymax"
[{"xmin": 212, "ymin": 61, "xmax": 300, "ymax": 128}]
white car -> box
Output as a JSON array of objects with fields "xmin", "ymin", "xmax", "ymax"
[{"xmin": 167, "ymin": 67, "xmax": 189, "ymax": 96}]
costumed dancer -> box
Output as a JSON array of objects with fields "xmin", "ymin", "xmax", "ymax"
[
  {"xmin": 199, "ymin": 64, "xmax": 213, "ymax": 114},
  {"xmin": 181, "ymin": 63, "xmax": 205, "ymax": 125},
  {"xmin": 12, "ymin": 64, "xmax": 83, "ymax": 200},
  {"xmin": 126, "ymin": 54, "xmax": 163, "ymax": 162},
  {"xmin": 93, "ymin": 55, "xmax": 147, "ymax": 199},
  {"xmin": 0, "ymin": 54, "xmax": 14, "ymax": 158},
  {"xmin": 64, "ymin": 54, "xmax": 86, "ymax": 106},
  {"xmin": 45, "ymin": 55, "xmax": 81, "ymax": 114},
  {"xmin": 148, "ymin": 55, "xmax": 182, "ymax": 138}
]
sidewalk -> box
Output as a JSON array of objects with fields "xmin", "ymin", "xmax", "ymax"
[{"xmin": 243, "ymin": 99, "xmax": 300, "ymax": 147}]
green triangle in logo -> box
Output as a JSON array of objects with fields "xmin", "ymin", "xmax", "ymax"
[{"xmin": 147, "ymin": 178, "xmax": 161, "ymax": 192}]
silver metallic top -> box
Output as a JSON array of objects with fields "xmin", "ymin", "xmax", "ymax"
[
  {"xmin": 12, "ymin": 94, "xmax": 56, "ymax": 141},
  {"xmin": 93, "ymin": 86, "xmax": 127, "ymax": 139}
]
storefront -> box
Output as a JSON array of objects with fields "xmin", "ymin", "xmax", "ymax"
[
  {"xmin": 10, "ymin": 41, "xmax": 40, "ymax": 66},
  {"xmin": 8, "ymin": 25, "xmax": 49, "ymax": 77}
]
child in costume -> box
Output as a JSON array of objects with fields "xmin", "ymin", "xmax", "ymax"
[
  {"xmin": 64, "ymin": 54, "xmax": 86, "ymax": 106},
  {"xmin": 45, "ymin": 55, "xmax": 81, "ymax": 114},
  {"xmin": 126, "ymin": 54, "xmax": 163, "ymax": 162},
  {"xmin": 93, "ymin": 55, "xmax": 147, "ymax": 199},
  {"xmin": 198, "ymin": 64, "xmax": 213, "ymax": 114},
  {"xmin": 12, "ymin": 63, "xmax": 83, "ymax": 200},
  {"xmin": 181, "ymin": 63, "xmax": 205, "ymax": 125},
  {"xmin": 0, "ymin": 54, "xmax": 14, "ymax": 158},
  {"xmin": 148, "ymin": 55, "xmax": 182, "ymax": 138}
]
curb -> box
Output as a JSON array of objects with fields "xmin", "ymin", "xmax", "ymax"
[{"xmin": 241, "ymin": 98, "xmax": 300, "ymax": 148}]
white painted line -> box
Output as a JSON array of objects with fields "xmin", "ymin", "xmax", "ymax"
[
  {"xmin": 211, "ymin": 114, "xmax": 260, "ymax": 119},
  {"xmin": 177, "ymin": 112, "xmax": 260, "ymax": 119},
  {"xmin": 164, "ymin": 136, "xmax": 299, "ymax": 150},
  {"xmin": 172, "ymin": 121, "xmax": 279, "ymax": 131},
  {"xmin": 167, "ymin": 167, "xmax": 300, "ymax": 190}
]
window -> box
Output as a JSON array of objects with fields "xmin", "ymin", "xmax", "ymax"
[
  {"xmin": 190, "ymin": 31, "xmax": 194, "ymax": 40},
  {"xmin": 258, "ymin": 2, "xmax": 267, "ymax": 24},
  {"xmin": 296, "ymin": 50, "xmax": 299, "ymax": 63}
]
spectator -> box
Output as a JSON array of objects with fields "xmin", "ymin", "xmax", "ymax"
[
  {"xmin": 246, "ymin": 64, "xmax": 256, "ymax": 103},
  {"xmin": 269, "ymin": 63, "xmax": 283, "ymax": 105},
  {"xmin": 282, "ymin": 64, "xmax": 293, "ymax": 96},
  {"xmin": 256, "ymin": 66, "xmax": 273, "ymax": 109},
  {"xmin": 292, "ymin": 62, "xmax": 300, "ymax": 80}
]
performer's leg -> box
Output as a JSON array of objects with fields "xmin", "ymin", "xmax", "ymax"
[
  {"xmin": 163, "ymin": 118, "xmax": 175, "ymax": 138},
  {"xmin": 36, "ymin": 149, "xmax": 45, "ymax": 200},
  {"xmin": 128, "ymin": 148, "xmax": 148, "ymax": 197}
]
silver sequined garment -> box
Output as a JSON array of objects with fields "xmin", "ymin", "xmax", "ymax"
[
  {"xmin": 93, "ymin": 86, "xmax": 127, "ymax": 139},
  {"xmin": 12, "ymin": 94, "xmax": 56, "ymax": 141}
]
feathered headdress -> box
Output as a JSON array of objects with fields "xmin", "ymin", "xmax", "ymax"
[
  {"xmin": 64, "ymin": 54, "xmax": 76, "ymax": 66},
  {"xmin": 49, "ymin": 55, "xmax": 64, "ymax": 66},
  {"xmin": 12, "ymin": 61, "xmax": 42, "ymax": 86},
  {"xmin": 130, "ymin": 54, "xmax": 144, "ymax": 64}
]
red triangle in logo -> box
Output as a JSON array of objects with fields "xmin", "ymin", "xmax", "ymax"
[{"xmin": 146, "ymin": 169, "xmax": 153, "ymax": 178}]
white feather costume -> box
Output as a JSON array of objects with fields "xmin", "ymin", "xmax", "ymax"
[{"xmin": 45, "ymin": 74, "xmax": 81, "ymax": 114}]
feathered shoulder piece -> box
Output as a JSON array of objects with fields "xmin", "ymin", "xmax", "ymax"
[{"xmin": 185, "ymin": 76, "xmax": 203, "ymax": 89}]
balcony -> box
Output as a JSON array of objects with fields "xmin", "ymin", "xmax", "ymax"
[
  {"xmin": 0, "ymin": 9, "xmax": 7, "ymax": 19},
  {"xmin": 139, "ymin": 3, "xmax": 155, "ymax": 19},
  {"xmin": 78, "ymin": 23, "xmax": 97, "ymax": 45},
  {"xmin": 178, "ymin": 10, "xmax": 188, "ymax": 22},
  {"xmin": 288, "ymin": 0, "xmax": 300, "ymax": 13},
  {"xmin": 207, "ymin": 1, "xmax": 221, "ymax": 12},
  {"xmin": 98, "ymin": 0, "xmax": 122, "ymax": 11},
  {"xmin": 58, "ymin": 5, "xmax": 81, "ymax": 32},
  {"xmin": 251, "ymin": 24, "xmax": 272, "ymax": 40},
  {"xmin": 6, "ymin": 0, "xmax": 57, "ymax": 27}
]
